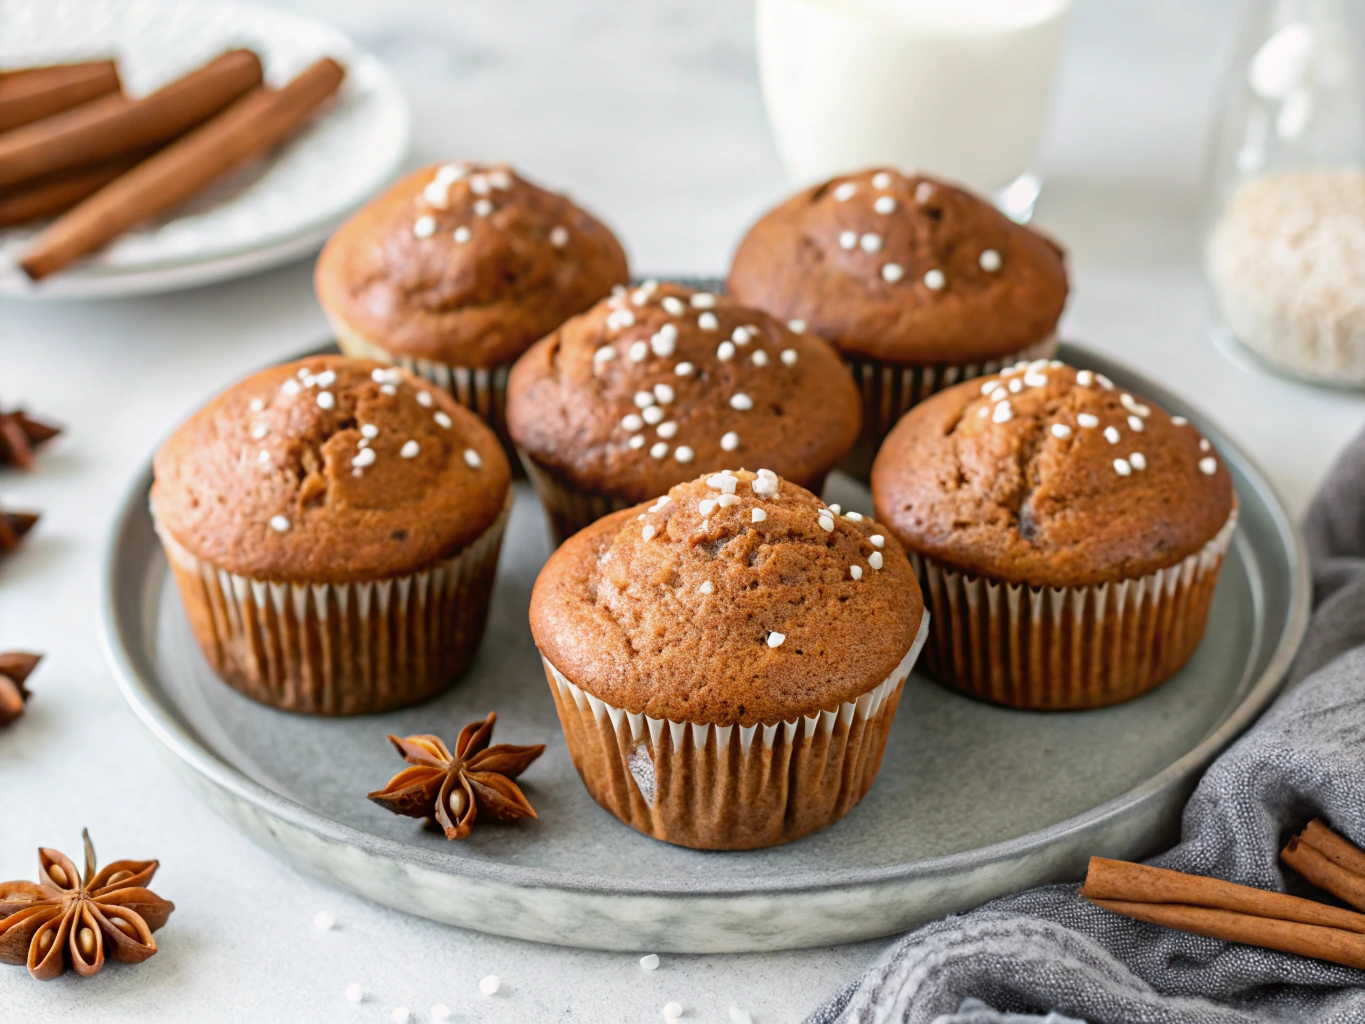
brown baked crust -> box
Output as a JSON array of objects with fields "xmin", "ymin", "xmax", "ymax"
[
  {"xmin": 314, "ymin": 163, "xmax": 629, "ymax": 368},
  {"xmin": 529, "ymin": 470, "xmax": 924, "ymax": 727},
  {"xmin": 871, "ymin": 361, "xmax": 1236, "ymax": 588},
  {"xmin": 727, "ymin": 169, "xmax": 1068, "ymax": 365},
  {"xmin": 506, "ymin": 281, "xmax": 860, "ymax": 503},
  {"xmin": 152, "ymin": 355, "xmax": 510, "ymax": 584}
]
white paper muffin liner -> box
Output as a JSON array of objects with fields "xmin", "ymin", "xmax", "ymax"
[
  {"xmin": 842, "ymin": 334, "xmax": 1059, "ymax": 479},
  {"xmin": 540, "ymin": 614, "xmax": 930, "ymax": 850},
  {"xmin": 154, "ymin": 496, "xmax": 510, "ymax": 715},
  {"xmin": 908, "ymin": 508, "xmax": 1238, "ymax": 709}
]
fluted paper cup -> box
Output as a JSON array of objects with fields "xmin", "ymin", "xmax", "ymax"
[
  {"xmin": 541, "ymin": 614, "xmax": 929, "ymax": 850},
  {"xmin": 909, "ymin": 508, "xmax": 1238, "ymax": 709},
  {"xmin": 154, "ymin": 495, "xmax": 510, "ymax": 716},
  {"xmin": 841, "ymin": 335, "xmax": 1059, "ymax": 479}
]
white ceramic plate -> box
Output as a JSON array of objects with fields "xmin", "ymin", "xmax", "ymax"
[{"xmin": 0, "ymin": 0, "xmax": 410, "ymax": 299}]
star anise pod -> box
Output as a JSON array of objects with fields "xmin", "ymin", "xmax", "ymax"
[
  {"xmin": 0, "ymin": 829, "xmax": 174, "ymax": 980},
  {"xmin": 368, "ymin": 712, "xmax": 545, "ymax": 840},
  {"xmin": 0, "ymin": 401, "xmax": 60, "ymax": 471},
  {"xmin": 0, "ymin": 507, "xmax": 38, "ymax": 555},
  {"xmin": 0, "ymin": 651, "xmax": 41, "ymax": 726}
]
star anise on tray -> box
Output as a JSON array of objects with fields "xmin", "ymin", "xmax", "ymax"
[
  {"xmin": 0, "ymin": 829, "xmax": 174, "ymax": 980},
  {"xmin": 0, "ymin": 652, "xmax": 41, "ymax": 726},
  {"xmin": 0, "ymin": 507, "xmax": 38, "ymax": 555},
  {"xmin": 0, "ymin": 401, "xmax": 60, "ymax": 471},
  {"xmin": 368, "ymin": 712, "xmax": 546, "ymax": 840}
]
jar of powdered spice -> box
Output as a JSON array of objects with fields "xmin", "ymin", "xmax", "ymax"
[{"xmin": 1204, "ymin": 0, "xmax": 1365, "ymax": 386}]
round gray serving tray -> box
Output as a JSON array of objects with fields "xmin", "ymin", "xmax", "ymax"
[{"xmin": 101, "ymin": 341, "xmax": 1309, "ymax": 954}]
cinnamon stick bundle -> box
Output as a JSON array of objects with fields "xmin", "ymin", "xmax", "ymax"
[
  {"xmin": 20, "ymin": 58, "xmax": 345, "ymax": 281},
  {"xmin": 0, "ymin": 155, "xmax": 144, "ymax": 229},
  {"xmin": 1081, "ymin": 856, "xmax": 1365, "ymax": 970},
  {"xmin": 1282, "ymin": 819, "xmax": 1365, "ymax": 912},
  {"xmin": 0, "ymin": 60, "xmax": 121, "ymax": 133},
  {"xmin": 0, "ymin": 49, "xmax": 262, "ymax": 190}
]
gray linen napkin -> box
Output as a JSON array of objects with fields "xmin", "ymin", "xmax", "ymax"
[{"xmin": 808, "ymin": 430, "xmax": 1365, "ymax": 1024}]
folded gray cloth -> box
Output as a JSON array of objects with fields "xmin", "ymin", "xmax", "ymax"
[{"xmin": 808, "ymin": 430, "xmax": 1365, "ymax": 1024}]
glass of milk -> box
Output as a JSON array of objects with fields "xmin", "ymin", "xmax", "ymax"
[{"xmin": 756, "ymin": 0, "xmax": 1073, "ymax": 220}]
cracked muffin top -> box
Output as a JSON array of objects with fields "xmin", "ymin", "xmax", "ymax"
[
  {"xmin": 152, "ymin": 355, "xmax": 510, "ymax": 583},
  {"xmin": 870, "ymin": 360, "xmax": 1236, "ymax": 588},
  {"xmin": 315, "ymin": 162, "xmax": 629, "ymax": 368},
  {"xmin": 727, "ymin": 168, "xmax": 1069, "ymax": 365},
  {"xmin": 507, "ymin": 280, "xmax": 860, "ymax": 502},
  {"xmin": 529, "ymin": 469, "xmax": 924, "ymax": 726}
]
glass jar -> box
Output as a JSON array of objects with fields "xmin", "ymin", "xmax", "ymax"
[{"xmin": 1204, "ymin": 0, "xmax": 1365, "ymax": 387}]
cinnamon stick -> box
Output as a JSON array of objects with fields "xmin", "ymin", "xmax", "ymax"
[
  {"xmin": 0, "ymin": 155, "xmax": 145, "ymax": 229},
  {"xmin": 20, "ymin": 58, "xmax": 345, "ymax": 281},
  {"xmin": 0, "ymin": 50, "xmax": 262, "ymax": 189},
  {"xmin": 1082, "ymin": 857, "xmax": 1365, "ymax": 971},
  {"xmin": 0, "ymin": 60, "xmax": 121, "ymax": 133},
  {"xmin": 1282, "ymin": 819, "xmax": 1365, "ymax": 912}
]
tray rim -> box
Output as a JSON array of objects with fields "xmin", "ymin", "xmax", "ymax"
[{"xmin": 99, "ymin": 341, "xmax": 1311, "ymax": 902}]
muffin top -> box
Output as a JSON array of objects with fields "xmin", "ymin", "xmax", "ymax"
[
  {"xmin": 314, "ymin": 162, "xmax": 629, "ymax": 368},
  {"xmin": 871, "ymin": 360, "xmax": 1236, "ymax": 588},
  {"xmin": 727, "ymin": 169, "xmax": 1069, "ymax": 364},
  {"xmin": 530, "ymin": 469, "xmax": 924, "ymax": 727},
  {"xmin": 507, "ymin": 281, "xmax": 860, "ymax": 503},
  {"xmin": 152, "ymin": 355, "xmax": 510, "ymax": 584}
]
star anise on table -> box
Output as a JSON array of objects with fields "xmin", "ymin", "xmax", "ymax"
[
  {"xmin": 0, "ymin": 401, "xmax": 60, "ymax": 471},
  {"xmin": 368, "ymin": 712, "xmax": 546, "ymax": 840},
  {"xmin": 0, "ymin": 507, "xmax": 38, "ymax": 555},
  {"xmin": 0, "ymin": 652, "xmax": 41, "ymax": 726},
  {"xmin": 0, "ymin": 829, "xmax": 174, "ymax": 980}
]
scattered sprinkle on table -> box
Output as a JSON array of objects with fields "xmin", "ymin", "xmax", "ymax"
[
  {"xmin": 430, "ymin": 1004, "xmax": 451, "ymax": 1021},
  {"xmin": 313, "ymin": 910, "xmax": 334, "ymax": 931},
  {"xmin": 479, "ymin": 974, "xmax": 500, "ymax": 996},
  {"xmin": 640, "ymin": 953, "xmax": 660, "ymax": 970},
  {"xmin": 391, "ymin": 1007, "xmax": 411, "ymax": 1023},
  {"xmin": 729, "ymin": 1007, "xmax": 753, "ymax": 1024},
  {"xmin": 664, "ymin": 1002, "xmax": 683, "ymax": 1020},
  {"xmin": 344, "ymin": 983, "xmax": 364, "ymax": 1004}
]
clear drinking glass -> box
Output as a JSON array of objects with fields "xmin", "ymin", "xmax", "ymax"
[
  {"xmin": 1203, "ymin": 0, "xmax": 1365, "ymax": 387},
  {"xmin": 755, "ymin": 0, "xmax": 1073, "ymax": 222}
]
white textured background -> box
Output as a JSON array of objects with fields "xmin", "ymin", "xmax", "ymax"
[{"xmin": 3, "ymin": 0, "xmax": 1365, "ymax": 1021}]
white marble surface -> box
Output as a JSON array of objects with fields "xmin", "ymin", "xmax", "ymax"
[{"xmin": 2, "ymin": 0, "xmax": 1364, "ymax": 1021}]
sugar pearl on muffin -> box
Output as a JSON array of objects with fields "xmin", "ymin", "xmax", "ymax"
[
  {"xmin": 979, "ymin": 249, "xmax": 1002, "ymax": 272},
  {"xmin": 721, "ymin": 431, "xmax": 740, "ymax": 451}
]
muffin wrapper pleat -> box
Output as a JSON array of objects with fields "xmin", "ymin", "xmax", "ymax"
[
  {"xmin": 540, "ymin": 614, "xmax": 929, "ymax": 850},
  {"xmin": 909, "ymin": 508, "xmax": 1238, "ymax": 709},
  {"xmin": 155, "ymin": 496, "xmax": 510, "ymax": 715},
  {"xmin": 842, "ymin": 334, "xmax": 1059, "ymax": 480}
]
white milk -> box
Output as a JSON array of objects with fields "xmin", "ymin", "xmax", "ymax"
[{"xmin": 757, "ymin": 0, "xmax": 1072, "ymax": 207}]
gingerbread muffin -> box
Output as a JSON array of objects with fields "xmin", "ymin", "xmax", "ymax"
[
  {"xmin": 152, "ymin": 355, "xmax": 511, "ymax": 715},
  {"xmin": 507, "ymin": 280, "xmax": 860, "ymax": 544},
  {"xmin": 871, "ymin": 360, "xmax": 1237, "ymax": 710},
  {"xmin": 728, "ymin": 169, "xmax": 1069, "ymax": 476},
  {"xmin": 314, "ymin": 162, "xmax": 629, "ymax": 454},
  {"xmin": 530, "ymin": 468, "xmax": 928, "ymax": 850}
]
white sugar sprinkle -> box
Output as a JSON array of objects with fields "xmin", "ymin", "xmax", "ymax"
[
  {"xmin": 413, "ymin": 215, "xmax": 435, "ymax": 238},
  {"xmin": 662, "ymin": 296, "xmax": 685, "ymax": 316},
  {"xmin": 431, "ymin": 1004, "xmax": 452, "ymax": 1021},
  {"xmin": 474, "ymin": 198, "xmax": 493, "ymax": 217},
  {"xmin": 699, "ymin": 499, "xmax": 717, "ymax": 516},
  {"xmin": 699, "ymin": 580, "xmax": 713, "ymax": 594},
  {"xmin": 270, "ymin": 515, "xmax": 290, "ymax": 532},
  {"xmin": 657, "ymin": 421, "xmax": 678, "ymax": 439},
  {"xmin": 847, "ymin": 511, "xmax": 863, "ymax": 521},
  {"xmin": 1114, "ymin": 458, "xmax": 1132, "ymax": 476},
  {"xmin": 469, "ymin": 175, "xmax": 491, "ymax": 195},
  {"xmin": 630, "ymin": 340, "xmax": 649, "ymax": 362},
  {"xmin": 353, "ymin": 448, "xmax": 376, "ymax": 468},
  {"xmin": 1172, "ymin": 416, "xmax": 1189, "ymax": 426},
  {"xmin": 607, "ymin": 308, "xmax": 636, "ymax": 331},
  {"xmin": 1128, "ymin": 415, "xmax": 1145, "ymax": 432},
  {"xmin": 720, "ymin": 431, "xmax": 740, "ymax": 451},
  {"xmin": 665, "ymin": 1003, "xmax": 683, "ymax": 1020},
  {"xmin": 732, "ymin": 325, "xmax": 753, "ymax": 345},
  {"xmin": 914, "ymin": 181, "xmax": 934, "ymax": 203},
  {"xmin": 652, "ymin": 326, "xmax": 678, "ymax": 356},
  {"xmin": 316, "ymin": 391, "xmax": 335, "ymax": 410},
  {"xmin": 464, "ymin": 448, "xmax": 482, "ymax": 468},
  {"xmin": 767, "ymin": 632, "xmax": 785, "ymax": 648},
  {"xmin": 381, "ymin": 384, "xmax": 396, "ymax": 395},
  {"xmin": 1051, "ymin": 423, "xmax": 1072, "ymax": 439},
  {"xmin": 629, "ymin": 434, "xmax": 645, "ymax": 449},
  {"xmin": 675, "ymin": 446, "xmax": 694, "ymax": 463},
  {"xmin": 698, "ymin": 312, "xmax": 719, "ymax": 331},
  {"xmin": 675, "ymin": 361, "xmax": 695, "ymax": 376},
  {"xmin": 622, "ymin": 413, "xmax": 644, "ymax": 431},
  {"xmin": 881, "ymin": 263, "xmax": 904, "ymax": 282},
  {"xmin": 249, "ymin": 398, "xmax": 264, "ymax": 412},
  {"xmin": 691, "ymin": 292, "xmax": 716, "ymax": 309},
  {"xmin": 923, "ymin": 268, "xmax": 946, "ymax": 290},
  {"xmin": 258, "ymin": 450, "xmax": 271, "ymax": 464},
  {"xmin": 781, "ymin": 348, "xmax": 798, "ymax": 365},
  {"xmin": 871, "ymin": 534, "xmax": 885, "ymax": 548},
  {"xmin": 488, "ymin": 169, "xmax": 513, "ymax": 189},
  {"xmin": 643, "ymin": 405, "xmax": 665, "ymax": 425},
  {"xmin": 872, "ymin": 171, "xmax": 893, "ymax": 189},
  {"xmin": 550, "ymin": 226, "xmax": 570, "ymax": 248},
  {"xmin": 1008, "ymin": 378, "xmax": 1023, "ymax": 393},
  {"xmin": 654, "ymin": 383, "xmax": 676, "ymax": 404},
  {"xmin": 435, "ymin": 411, "xmax": 452, "ymax": 428},
  {"xmin": 1121, "ymin": 393, "xmax": 1151, "ymax": 416},
  {"xmin": 993, "ymin": 402, "xmax": 1013, "ymax": 423},
  {"xmin": 1076, "ymin": 370, "xmax": 1095, "ymax": 387},
  {"xmin": 392, "ymin": 1007, "xmax": 410, "ymax": 1023},
  {"xmin": 650, "ymin": 496, "xmax": 670, "ymax": 512},
  {"xmin": 717, "ymin": 493, "xmax": 740, "ymax": 508},
  {"xmin": 642, "ymin": 524, "xmax": 657, "ymax": 540},
  {"xmin": 640, "ymin": 954, "xmax": 660, "ymax": 970},
  {"xmin": 752, "ymin": 508, "xmax": 767, "ymax": 523},
  {"xmin": 1200, "ymin": 438, "xmax": 1212, "ymax": 451},
  {"xmin": 314, "ymin": 911, "xmax": 335, "ymax": 931},
  {"xmin": 833, "ymin": 182, "xmax": 857, "ymax": 201},
  {"xmin": 788, "ymin": 319, "xmax": 806, "ymax": 333},
  {"xmin": 635, "ymin": 391, "xmax": 656, "ymax": 408},
  {"xmin": 1130, "ymin": 452, "xmax": 1147, "ymax": 470},
  {"xmin": 650, "ymin": 442, "xmax": 668, "ymax": 459},
  {"xmin": 252, "ymin": 424, "xmax": 268, "ymax": 440},
  {"xmin": 453, "ymin": 226, "xmax": 471, "ymax": 243},
  {"xmin": 981, "ymin": 379, "xmax": 1000, "ymax": 394},
  {"xmin": 1104, "ymin": 426, "xmax": 1121, "ymax": 444},
  {"xmin": 1024, "ymin": 372, "xmax": 1047, "ymax": 387},
  {"xmin": 1200, "ymin": 456, "xmax": 1218, "ymax": 475},
  {"xmin": 344, "ymin": 983, "xmax": 364, "ymax": 1004},
  {"xmin": 594, "ymin": 345, "xmax": 616, "ymax": 365},
  {"xmin": 850, "ymin": 565, "xmax": 863, "ymax": 580},
  {"xmin": 1078, "ymin": 413, "xmax": 1100, "ymax": 428},
  {"xmin": 839, "ymin": 230, "xmax": 858, "ymax": 250},
  {"xmin": 828, "ymin": 504, "xmax": 841, "ymax": 513},
  {"xmin": 818, "ymin": 515, "xmax": 834, "ymax": 532},
  {"xmin": 435, "ymin": 163, "xmax": 464, "ymax": 185},
  {"xmin": 479, "ymin": 975, "xmax": 500, "ymax": 996},
  {"xmin": 707, "ymin": 472, "xmax": 739, "ymax": 493},
  {"xmin": 1096, "ymin": 373, "xmax": 1115, "ymax": 390},
  {"xmin": 860, "ymin": 233, "xmax": 882, "ymax": 253},
  {"xmin": 416, "ymin": 390, "xmax": 433, "ymax": 407},
  {"xmin": 401, "ymin": 440, "xmax": 420, "ymax": 459},
  {"xmin": 730, "ymin": 393, "xmax": 754, "ymax": 411},
  {"xmin": 874, "ymin": 196, "xmax": 897, "ymax": 215},
  {"xmin": 979, "ymin": 248, "xmax": 1003, "ymax": 272},
  {"xmin": 718, "ymin": 341, "xmax": 736, "ymax": 361},
  {"xmin": 752, "ymin": 350, "xmax": 769, "ymax": 366},
  {"xmin": 869, "ymin": 550, "xmax": 884, "ymax": 570}
]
